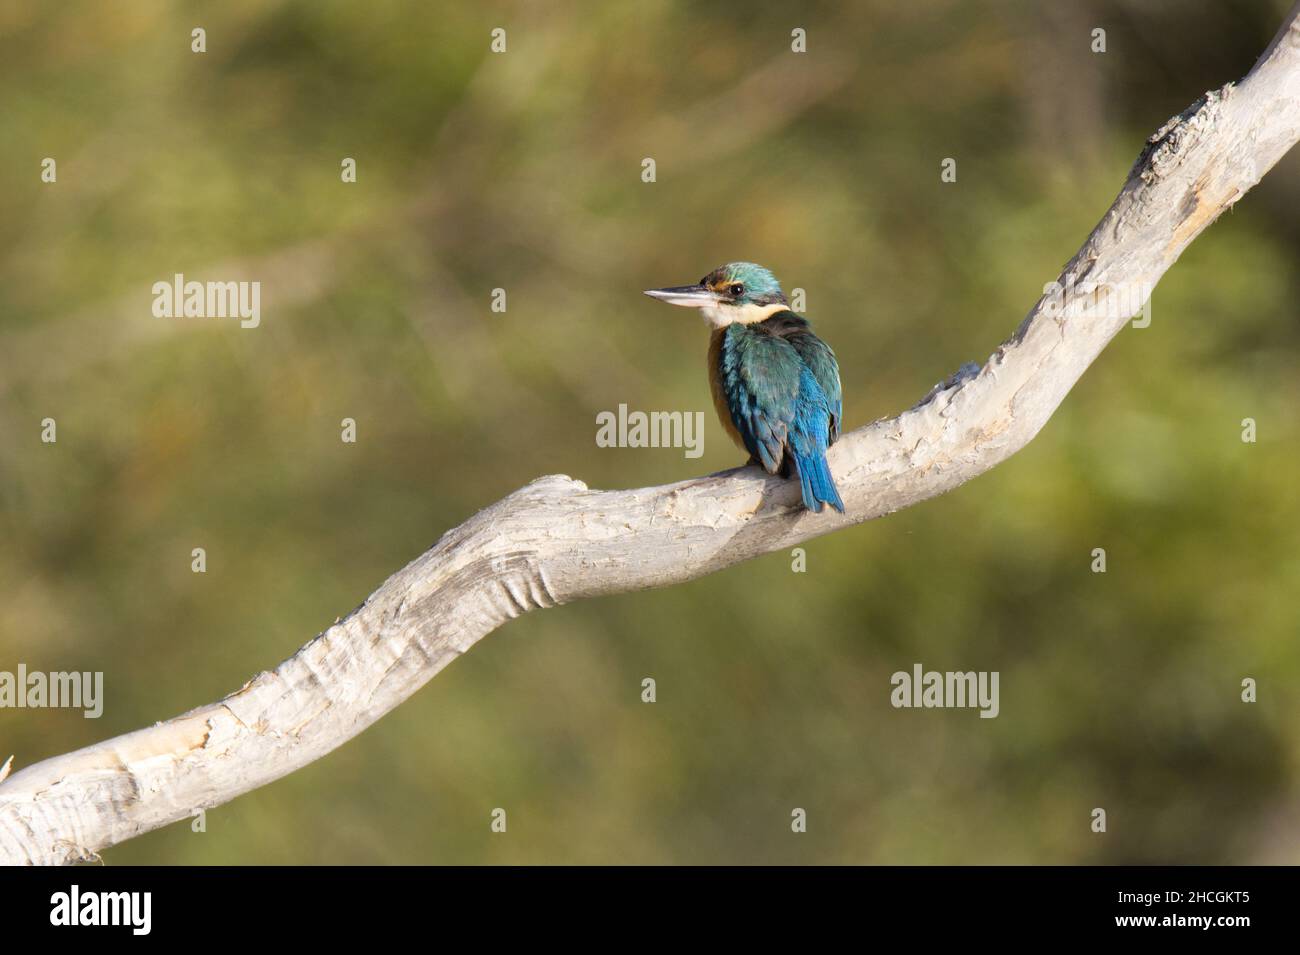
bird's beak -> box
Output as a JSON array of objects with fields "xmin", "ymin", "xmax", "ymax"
[{"xmin": 643, "ymin": 285, "xmax": 722, "ymax": 308}]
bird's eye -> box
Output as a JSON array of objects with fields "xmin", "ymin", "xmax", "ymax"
[{"xmin": 729, "ymin": 283, "xmax": 744, "ymax": 297}]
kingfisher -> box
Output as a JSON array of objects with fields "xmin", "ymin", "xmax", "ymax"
[{"xmin": 645, "ymin": 262, "xmax": 845, "ymax": 513}]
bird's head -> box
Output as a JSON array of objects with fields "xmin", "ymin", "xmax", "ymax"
[{"xmin": 644, "ymin": 262, "xmax": 789, "ymax": 328}]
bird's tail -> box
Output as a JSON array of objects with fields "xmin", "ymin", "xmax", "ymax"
[{"xmin": 794, "ymin": 452, "xmax": 845, "ymax": 514}]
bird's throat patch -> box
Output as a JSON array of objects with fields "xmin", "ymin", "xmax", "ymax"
[{"xmin": 700, "ymin": 301, "xmax": 790, "ymax": 328}]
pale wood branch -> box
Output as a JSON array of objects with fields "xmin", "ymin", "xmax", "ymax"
[{"xmin": 3, "ymin": 6, "xmax": 1299, "ymax": 864}]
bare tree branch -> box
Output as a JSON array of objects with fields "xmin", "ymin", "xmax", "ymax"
[{"xmin": 3, "ymin": 6, "xmax": 1299, "ymax": 865}]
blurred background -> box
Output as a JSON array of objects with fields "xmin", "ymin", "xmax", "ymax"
[{"xmin": 1, "ymin": 0, "xmax": 1297, "ymax": 864}]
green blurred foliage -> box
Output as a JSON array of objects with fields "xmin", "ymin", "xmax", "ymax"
[{"xmin": 0, "ymin": 0, "xmax": 1297, "ymax": 864}]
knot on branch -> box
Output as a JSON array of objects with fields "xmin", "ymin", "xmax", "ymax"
[
  {"xmin": 518, "ymin": 473, "xmax": 589, "ymax": 499},
  {"xmin": 1133, "ymin": 85, "xmax": 1234, "ymax": 185},
  {"xmin": 915, "ymin": 362, "xmax": 982, "ymax": 409}
]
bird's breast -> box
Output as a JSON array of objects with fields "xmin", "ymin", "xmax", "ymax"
[{"xmin": 707, "ymin": 328, "xmax": 747, "ymax": 453}]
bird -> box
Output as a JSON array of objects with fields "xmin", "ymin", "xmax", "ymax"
[{"xmin": 644, "ymin": 262, "xmax": 845, "ymax": 513}]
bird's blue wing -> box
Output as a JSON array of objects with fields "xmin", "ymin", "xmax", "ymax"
[
  {"xmin": 787, "ymin": 364, "xmax": 844, "ymax": 512},
  {"xmin": 717, "ymin": 326, "xmax": 804, "ymax": 474},
  {"xmin": 786, "ymin": 326, "xmax": 842, "ymax": 444}
]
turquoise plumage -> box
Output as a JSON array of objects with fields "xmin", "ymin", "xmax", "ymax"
[{"xmin": 645, "ymin": 262, "xmax": 845, "ymax": 513}]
